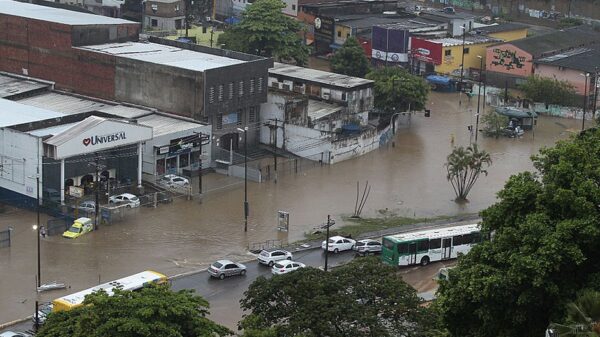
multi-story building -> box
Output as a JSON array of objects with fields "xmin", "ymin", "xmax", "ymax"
[{"xmin": 143, "ymin": 0, "xmax": 186, "ymax": 30}]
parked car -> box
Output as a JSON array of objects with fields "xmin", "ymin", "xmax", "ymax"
[
  {"xmin": 354, "ymin": 239, "xmax": 382, "ymax": 255},
  {"xmin": 321, "ymin": 236, "xmax": 356, "ymax": 253},
  {"xmin": 62, "ymin": 217, "xmax": 94, "ymax": 239},
  {"xmin": 108, "ymin": 193, "xmax": 140, "ymax": 208},
  {"xmin": 208, "ymin": 260, "xmax": 247, "ymax": 280},
  {"xmin": 0, "ymin": 331, "xmax": 33, "ymax": 337},
  {"xmin": 159, "ymin": 174, "xmax": 190, "ymax": 188},
  {"xmin": 271, "ymin": 260, "xmax": 306, "ymax": 275},
  {"xmin": 257, "ymin": 249, "xmax": 293, "ymax": 267},
  {"xmin": 76, "ymin": 200, "xmax": 96, "ymax": 213}
]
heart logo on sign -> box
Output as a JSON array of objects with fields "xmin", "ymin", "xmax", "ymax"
[{"xmin": 83, "ymin": 138, "xmax": 91, "ymax": 146}]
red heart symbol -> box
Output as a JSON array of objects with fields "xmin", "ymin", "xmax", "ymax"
[{"xmin": 83, "ymin": 138, "xmax": 91, "ymax": 146}]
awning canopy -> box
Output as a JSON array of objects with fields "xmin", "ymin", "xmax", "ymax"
[{"xmin": 495, "ymin": 107, "xmax": 538, "ymax": 119}]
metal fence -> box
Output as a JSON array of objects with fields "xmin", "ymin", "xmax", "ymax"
[
  {"xmin": 248, "ymin": 239, "xmax": 286, "ymax": 253},
  {"xmin": 0, "ymin": 227, "xmax": 11, "ymax": 248},
  {"xmin": 47, "ymin": 218, "xmax": 72, "ymax": 236},
  {"xmin": 260, "ymin": 157, "xmax": 321, "ymax": 181}
]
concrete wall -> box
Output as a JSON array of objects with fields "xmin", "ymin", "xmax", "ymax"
[
  {"xmin": 535, "ymin": 63, "xmax": 594, "ymax": 95},
  {"xmin": 0, "ymin": 128, "xmax": 42, "ymax": 205},
  {"xmin": 487, "ymin": 28, "xmax": 528, "ymax": 42},
  {"xmin": 114, "ymin": 58, "xmax": 202, "ymax": 117},
  {"xmin": 145, "ymin": 0, "xmax": 185, "ymax": 18},
  {"xmin": 282, "ymin": 0, "xmax": 298, "ymax": 17},
  {"xmin": 436, "ymin": 42, "xmax": 492, "ymax": 75},
  {"xmin": 145, "ymin": 15, "xmax": 185, "ymax": 30},
  {"xmin": 486, "ymin": 43, "xmax": 533, "ymax": 77}
]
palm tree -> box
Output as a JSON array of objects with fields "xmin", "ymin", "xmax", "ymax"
[
  {"xmin": 445, "ymin": 144, "xmax": 492, "ymax": 201},
  {"xmin": 549, "ymin": 290, "xmax": 600, "ymax": 336}
]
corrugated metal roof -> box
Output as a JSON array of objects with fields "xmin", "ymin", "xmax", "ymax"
[
  {"xmin": 28, "ymin": 122, "xmax": 79, "ymax": 137},
  {"xmin": 17, "ymin": 92, "xmax": 112, "ymax": 114},
  {"xmin": 0, "ymin": 0, "xmax": 135, "ymax": 25},
  {"xmin": 270, "ymin": 63, "xmax": 373, "ymax": 89},
  {"xmin": 78, "ymin": 42, "xmax": 246, "ymax": 72},
  {"xmin": 45, "ymin": 116, "xmax": 107, "ymax": 146},
  {"xmin": 308, "ymin": 100, "xmax": 342, "ymax": 121},
  {"xmin": 0, "ymin": 74, "xmax": 50, "ymax": 98},
  {"xmin": 0, "ymin": 98, "xmax": 65, "ymax": 127},
  {"xmin": 137, "ymin": 114, "xmax": 203, "ymax": 137},
  {"xmin": 97, "ymin": 105, "xmax": 154, "ymax": 119}
]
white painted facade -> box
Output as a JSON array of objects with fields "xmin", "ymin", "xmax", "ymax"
[
  {"xmin": 0, "ymin": 128, "xmax": 43, "ymax": 201},
  {"xmin": 281, "ymin": 0, "xmax": 298, "ymax": 17}
]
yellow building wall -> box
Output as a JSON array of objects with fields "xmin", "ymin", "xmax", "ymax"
[
  {"xmin": 334, "ymin": 24, "xmax": 352, "ymax": 45},
  {"xmin": 487, "ymin": 28, "xmax": 528, "ymax": 42},
  {"xmin": 435, "ymin": 42, "xmax": 496, "ymax": 75}
]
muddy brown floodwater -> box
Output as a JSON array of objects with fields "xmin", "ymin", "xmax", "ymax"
[{"xmin": 0, "ymin": 92, "xmax": 588, "ymax": 324}]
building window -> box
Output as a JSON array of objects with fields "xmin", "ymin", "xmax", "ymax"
[
  {"xmin": 151, "ymin": 19, "xmax": 158, "ymax": 27},
  {"xmin": 228, "ymin": 82, "xmax": 234, "ymax": 100},
  {"xmin": 292, "ymin": 4, "xmax": 296, "ymax": 10},
  {"xmin": 208, "ymin": 86, "xmax": 215, "ymax": 103},
  {"xmin": 250, "ymin": 78, "xmax": 255, "ymax": 94},
  {"xmin": 239, "ymin": 80, "xmax": 244, "ymax": 97},
  {"xmin": 237, "ymin": 110, "xmax": 243, "ymax": 126},
  {"xmin": 337, "ymin": 31, "xmax": 341, "ymax": 37},
  {"xmin": 218, "ymin": 84, "xmax": 224, "ymax": 102},
  {"xmin": 249, "ymin": 106, "xmax": 256, "ymax": 122},
  {"xmin": 463, "ymin": 47, "xmax": 470, "ymax": 54},
  {"xmin": 258, "ymin": 77, "xmax": 264, "ymax": 93},
  {"xmin": 216, "ymin": 114, "xmax": 223, "ymax": 129},
  {"xmin": 175, "ymin": 4, "xmax": 180, "ymax": 10},
  {"xmin": 445, "ymin": 49, "xmax": 451, "ymax": 56}
]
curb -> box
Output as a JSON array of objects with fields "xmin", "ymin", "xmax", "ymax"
[{"xmin": 0, "ymin": 315, "xmax": 32, "ymax": 330}]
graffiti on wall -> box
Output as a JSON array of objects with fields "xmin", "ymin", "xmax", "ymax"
[{"xmin": 491, "ymin": 48, "xmax": 526, "ymax": 71}]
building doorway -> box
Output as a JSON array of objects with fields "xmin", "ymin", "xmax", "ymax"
[{"xmin": 220, "ymin": 133, "xmax": 239, "ymax": 151}]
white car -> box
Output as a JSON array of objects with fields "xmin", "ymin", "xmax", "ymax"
[
  {"xmin": 108, "ymin": 193, "xmax": 140, "ymax": 208},
  {"xmin": 76, "ymin": 200, "xmax": 96, "ymax": 213},
  {"xmin": 271, "ymin": 260, "xmax": 306, "ymax": 275},
  {"xmin": 354, "ymin": 239, "xmax": 382, "ymax": 255},
  {"xmin": 0, "ymin": 332, "xmax": 33, "ymax": 337},
  {"xmin": 321, "ymin": 235, "xmax": 356, "ymax": 253},
  {"xmin": 159, "ymin": 174, "xmax": 190, "ymax": 188},
  {"xmin": 257, "ymin": 249, "xmax": 293, "ymax": 267}
]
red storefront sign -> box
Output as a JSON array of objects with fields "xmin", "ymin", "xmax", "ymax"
[{"xmin": 410, "ymin": 38, "xmax": 442, "ymax": 65}]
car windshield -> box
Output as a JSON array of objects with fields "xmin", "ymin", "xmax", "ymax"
[
  {"xmin": 212, "ymin": 262, "xmax": 223, "ymax": 269},
  {"xmin": 274, "ymin": 263, "xmax": 285, "ymax": 269},
  {"xmin": 68, "ymin": 226, "xmax": 81, "ymax": 233},
  {"xmin": 328, "ymin": 239, "xmax": 336, "ymax": 243},
  {"xmin": 260, "ymin": 251, "xmax": 270, "ymax": 257},
  {"xmin": 356, "ymin": 242, "xmax": 366, "ymax": 246},
  {"xmin": 130, "ymin": 197, "xmax": 139, "ymax": 201}
]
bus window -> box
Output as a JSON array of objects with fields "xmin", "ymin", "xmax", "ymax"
[
  {"xmin": 383, "ymin": 238, "xmax": 395, "ymax": 250},
  {"xmin": 452, "ymin": 235, "xmax": 462, "ymax": 246},
  {"xmin": 430, "ymin": 238, "xmax": 441, "ymax": 249},
  {"xmin": 398, "ymin": 243, "xmax": 408, "ymax": 254},
  {"xmin": 472, "ymin": 232, "xmax": 482, "ymax": 243},
  {"xmin": 417, "ymin": 240, "xmax": 429, "ymax": 252},
  {"xmin": 462, "ymin": 233, "xmax": 473, "ymax": 244}
]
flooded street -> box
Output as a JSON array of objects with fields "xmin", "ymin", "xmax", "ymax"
[{"xmin": 0, "ymin": 92, "xmax": 587, "ymax": 324}]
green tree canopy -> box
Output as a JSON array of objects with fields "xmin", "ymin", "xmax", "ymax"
[
  {"xmin": 330, "ymin": 37, "xmax": 370, "ymax": 78},
  {"xmin": 366, "ymin": 67, "xmax": 429, "ymax": 112},
  {"xmin": 37, "ymin": 284, "xmax": 231, "ymax": 337},
  {"xmin": 481, "ymin": 112, "xmax": 509, "ymax": 138},
  {"xmin": 437, "ymin": 128, "xmax": 600, "ymax": 337},
  {"xmin": 445, "ymin": 144, "xmax": 492, "ymax": 201},
  {"xmin": 519, "ymin": 75, "xmax": 576, "ymax": 107},
  {"xmin": 217, "ymin": 0, "xmax": 309, "ymax": 65},
  {"xmin": 239, "ymin": 257, "xmax": 445, "ymax": 337},
  {"xmin": 549, "ymin": 289, "xmax": 600, "ymax": 336}
]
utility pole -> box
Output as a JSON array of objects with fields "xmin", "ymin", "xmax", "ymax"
[
  {"xmin": 582, "ymin": 73, "xmax": 589, "ymax": 131},
  {"xmin": 35, "ymin": 172, "xmax": 40, "ymax": 288},
  {"xmin": 324, "ymin": 215, "xmax": 333, "ymax": 272},
  {"xmin": 273, "ymin": 119, "xmax": 279, "ymax": 183},
  {"xmin": 194, "ymin": 132, "xmax": 211, "ymax": 195},
  {"xmin": 94, "ymin": 155, "xmax": 100, "ymax": 230},
  {"xmin": 475, "ymin": 56, "xmax": 483, "ymax": 143},
  {"xmin": 593, "ymin": 68, "xmax": 599, "ymax": 120}
]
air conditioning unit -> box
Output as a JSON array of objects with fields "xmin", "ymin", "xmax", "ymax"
[{"xmin": 322, "ymin": 92, "xmax": 330, "ymax": 100}]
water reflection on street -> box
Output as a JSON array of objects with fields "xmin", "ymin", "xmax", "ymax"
[{"xmin": 0, "ymin": 92, "xmax": 587, "ymax": 323}]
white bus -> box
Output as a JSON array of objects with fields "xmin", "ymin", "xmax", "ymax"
[{"xmin": 381, "ymin": 224, "xmax": 482, "ymax": 266}]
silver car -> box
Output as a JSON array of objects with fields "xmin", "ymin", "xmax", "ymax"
[
  {"xmin": 354, "ymin": 239, "xmax": 382, "ymax": 255},
  {"xmin": 208, "ymin": 259, "xmax": 247, "ymax": 280},
  {"xmin": 0, "ymin": 332, "xmax": 33, "ymax": 337}
]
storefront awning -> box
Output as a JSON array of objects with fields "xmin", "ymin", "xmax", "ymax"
[{"xmin": 44, "ymin": 116, "xmax": 153, "ymax": 159}]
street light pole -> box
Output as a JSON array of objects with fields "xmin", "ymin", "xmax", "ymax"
[
  {"xmin": 459, "ymin": 25, "xmax": 466, "ymax": 106},
  {"xmin": 582, "ymin": 72, "xmax": 589, "ymax": 131},
  {"xmin": 475, "ymin": 55, "xmax": 483, "ymax": 143},
  {"xmin": 237, "ymin": 127, "xmax": 249, "ymax": 232},
  {"xmin": 593, "ymin": 68, "xmax": 599, "ymax": 119},
  {"xmin": 35, "ymin": 174, "xmax": 40, "ymax": 288}
]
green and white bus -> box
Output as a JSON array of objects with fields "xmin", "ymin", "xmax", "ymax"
[{"xmin": 381, "ymin": 223, "xmax": 482, "ymax": 266}]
